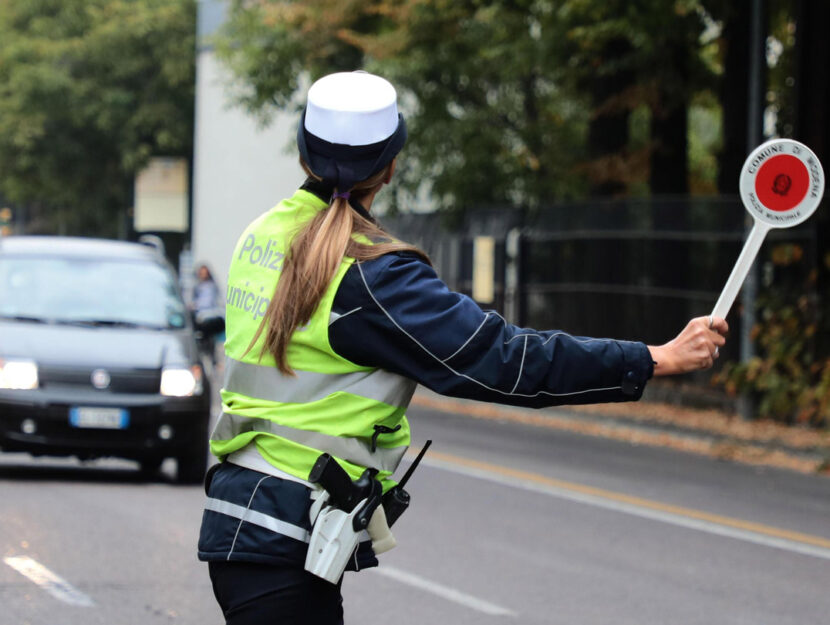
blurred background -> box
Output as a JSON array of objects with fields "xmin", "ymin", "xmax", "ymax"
[
  {"xmin": 2, "ymin": 4, "xmax": 830, "ymax": 624},
  {"xmin": 1, "ymin": 0, "xmax": 828, "ymax": 426}
]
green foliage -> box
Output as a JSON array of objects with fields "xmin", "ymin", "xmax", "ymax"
[
  {"xmin": 714, "ymin": 245, "xmax": 830, "ymax": 428},
  {"xmin": 378, "ymin": 1, "xmax": 588, "ymax": 209},
  {"xmin": 688, "ymin": 93, "xmax": 722, "ymax": 194},
  {"xmin": 215, "ymin": 0, "xmax": 717, "ymax": 211},
  {"xmin": 765, "ymin": 0, "xmax": 799, "ymax": 138},
  {"xmin": 0, "ymin": 0, "xmax": 196, "ymax": 236}
]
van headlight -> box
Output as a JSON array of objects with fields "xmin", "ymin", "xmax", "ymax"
[
  {"xmin": 0, "ymin": 359, "xmax": 39, "ymax": 390},
  {"xmin": 160, "ymin": 366, "xmax": 203, "ymax": 397}
]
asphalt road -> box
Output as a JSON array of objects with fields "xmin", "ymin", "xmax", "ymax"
[{"xmin": 1, "ymin": 401, "xmax": 829, "ymax": 624}]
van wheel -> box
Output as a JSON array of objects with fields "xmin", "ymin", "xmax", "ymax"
[
  {"xmin": 176, "ymin": 442, "xmax": 208, "ymax": 485},
  {"xmin": 139, "ymin": 457, "xmax": 163, "ymax": 478}
]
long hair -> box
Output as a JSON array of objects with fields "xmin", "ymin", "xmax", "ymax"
[{"xmin": 248, "ymin": 160, "xmax": 430, "ymax": 375}]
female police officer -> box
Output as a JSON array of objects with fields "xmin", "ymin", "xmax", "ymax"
[{"xmin": 198, "ymin": 71, "xmax": 728, "ymax": 624}]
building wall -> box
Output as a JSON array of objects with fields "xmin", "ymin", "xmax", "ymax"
[{"xmin": 191, "ymin": 0, "xmax": 302, "ymax": 290}]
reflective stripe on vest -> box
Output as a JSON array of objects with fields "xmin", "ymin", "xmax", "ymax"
[
  {"xmin": 217, "ymin": 355, "xmax": 415, "ymax": 473},
  {"xmin": 212, "ymin": 411, "xmax": 408, "ymax": 474},
  {"xmin": 213, "ymin": 189, "xmax": 414, "ymax": 484},
  {"xmin": 224, "ymin": 356, "xmax": 415, "ymax": 409}
]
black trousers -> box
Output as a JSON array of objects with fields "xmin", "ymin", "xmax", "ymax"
[{"xmin": 208, "ymin": 561, "xmax": 344, "ymax": 625}]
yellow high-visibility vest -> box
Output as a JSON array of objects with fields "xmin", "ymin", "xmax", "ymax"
[{"xmin": 210, "ymin": 189, "xmax": 415, "ymax": 489}]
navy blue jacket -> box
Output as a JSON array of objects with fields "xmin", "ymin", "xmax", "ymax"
[{"xmin": 330, "ymin": 252, "xmax": 653, "ymax": 405}]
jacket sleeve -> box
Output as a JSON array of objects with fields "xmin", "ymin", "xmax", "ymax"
[{"xmin": 328, "ymin": 253, "xmax": 653, "ymax": 408}]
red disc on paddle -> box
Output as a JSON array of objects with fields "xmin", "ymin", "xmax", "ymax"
[
  {"xmin": 754, "ymin": 154, "xmax": 810, "ymax": 212},
  {"xmin": 740, "ymin": 139, "xmax": 824, "ymax": 227}
]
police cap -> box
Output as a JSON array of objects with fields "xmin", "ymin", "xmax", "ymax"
[{"xmin": 297, "ymin": 71, "xmax": 407, "ymax": 193}]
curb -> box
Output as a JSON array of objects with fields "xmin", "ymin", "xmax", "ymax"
[{"xmin": 409, "ymin": 388, "xmax": 830, "ymax": 477}]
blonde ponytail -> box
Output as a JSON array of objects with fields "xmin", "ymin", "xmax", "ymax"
[{"xmin": 248, "ymin": 162, "xmax": 430, "ymax": 375}]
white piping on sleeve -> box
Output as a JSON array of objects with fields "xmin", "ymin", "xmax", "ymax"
[
  {"xmin": 487, "ymin": 310, "xmax": 507, "ymax": 324},
  {"xmin": 504, "ymin": 332, "xmax": 612, "ymax": 345},
  {"xmin": 356, "ymin": 263, "xmax": 622, "ymax": 399},
  {"xmin": 510, "ymin": 335, "xmax": 528, "ymax": 394},
  {"xmin": 329, "ymin": 307, "xmax": 362, "ymax": 326},
  {"xmin": 441, "ymin": 313, "xmax": 491, "ymax": 363},
  {"xmin": 542, "ymin": 333, "xmax": 612, "ymax": 346}
]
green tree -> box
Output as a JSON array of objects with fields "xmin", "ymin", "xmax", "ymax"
[
  {"xmin": 556, "ymin": 0, "xmax": 714, "ymax": 195},
  {"xmin": 216, "ymin": 0, "xmax": 718, "ymax": 211},
  {"xmin": 218, "ymin": 0, "xmax": 589, "ymax": 211},
  {"xmin": 0, "ymin": 0, "xmax": 196, "ymax": 237}
]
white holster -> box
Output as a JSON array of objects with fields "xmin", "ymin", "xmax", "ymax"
[
  {"xmin": 305, "ymin": 495, "xmax": 367, "ymax": 584},
  {"xmin": 304, "ymin": 493, "xmax": 396, "ymax": 584}
]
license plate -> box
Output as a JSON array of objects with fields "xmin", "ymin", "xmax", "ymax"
[{"xmin": 69, "ymin": 407, "xmax": 129, "ymax": 429}]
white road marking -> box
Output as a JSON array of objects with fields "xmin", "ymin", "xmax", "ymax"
[
  {"xmin": 4, "ymin": 556, "xmax": 95, "ymax": 607},
  {"xmin": 424, "ymin": 455, "xmax": 830, "ymax": 562},
  {"xmin": 370, "ymin": 565, "xmax": 516, "ymax": 617}
]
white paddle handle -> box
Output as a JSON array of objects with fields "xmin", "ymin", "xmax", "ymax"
[{"xmin": 711, "ymin": 222, "xmax": 770, "ymax": 320}]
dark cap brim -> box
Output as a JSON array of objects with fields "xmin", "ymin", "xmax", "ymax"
[{"xmin": 297, "ymin": 110, "xmax": 407, "ymax": 192}]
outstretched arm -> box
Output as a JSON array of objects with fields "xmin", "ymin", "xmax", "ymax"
[{"xmin": 329, "ymin": 253, "xmax": 655, "ymax": 408}]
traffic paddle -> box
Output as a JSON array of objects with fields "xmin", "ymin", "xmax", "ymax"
[{"xmin": 711, "ymin": 138, "xmax": 825, "ymax": 320}]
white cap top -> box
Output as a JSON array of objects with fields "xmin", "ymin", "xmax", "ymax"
[{"xmin": 304, "ymin": 72, "xmax": 400, "ymax": 146}]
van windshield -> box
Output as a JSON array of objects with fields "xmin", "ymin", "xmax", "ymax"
[{"xmin": 0, "ymin": 256, "xmax": 187, "ymax": 329}]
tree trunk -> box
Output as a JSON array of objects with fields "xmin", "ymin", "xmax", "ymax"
[
  {"xmin": 649, "ymin": 39, "xmax": 690, "ymax": 336},
  {"xmin": 794, "ymin": 0, "xmax": 830, "ymax": 355},
  {"xmin": 717, "ymin": 9, "xmax": 750, "ymax": 194},
  {"xmin": 649, "ymin": 35, "xmax": 689, "ymax": 195},
  {"xmin": 650, "ymin": 100, "xmax": 689, "ymax": 194},
  {"xmin": 585, "ymin": 38, "xmax": 634, "ymax": 196}
]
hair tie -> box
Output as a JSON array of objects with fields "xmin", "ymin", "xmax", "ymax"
[{"xmin": 333, "ymin": 191, "xmax": 350, "ymax": 200}]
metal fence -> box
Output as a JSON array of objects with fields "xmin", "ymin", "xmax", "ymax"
[{"xmin": 382, "ymin": 196, "xmax": 818, "ymax": 396}]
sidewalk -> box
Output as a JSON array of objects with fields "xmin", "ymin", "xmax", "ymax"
[{"xmin": 409, "ymin": 386, "xmax": 830, "ymax": 477}]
